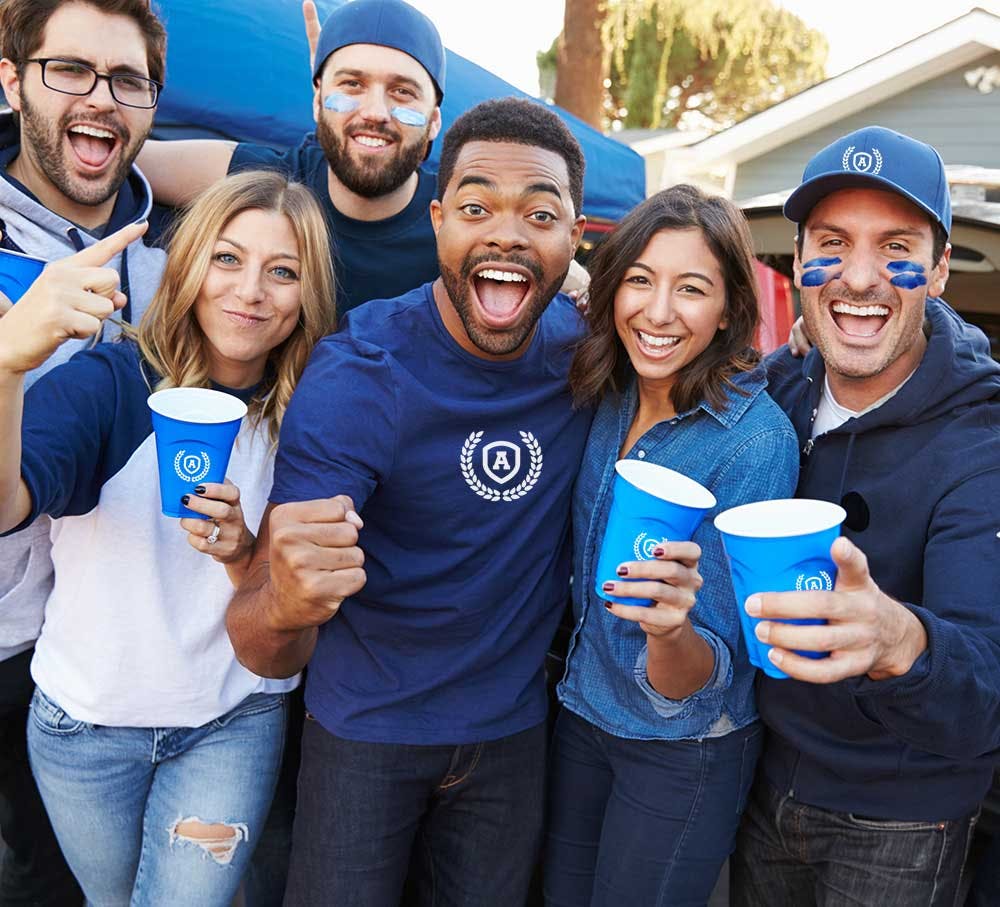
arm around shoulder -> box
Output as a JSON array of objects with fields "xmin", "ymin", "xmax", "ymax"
[{"xmin": 136, "ymin": 139, "xmax": 236, "ymax": 207}]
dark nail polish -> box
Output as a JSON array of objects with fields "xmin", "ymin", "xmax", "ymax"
[
  {"xmin": 653, "ymin": 547, "xmax": 664, "ymax": 557},
  {"xmin": 602, "ymin": 581, "xmax": 615, "ymax": 592},
  {"xmin": 616, "ymin": 565, "xmax": 629, "ymax": 577},
  {"xmin": 180, "ymin": 495, "xmax": 190, "ymax": 505},
  {"xmin": 603, "ymin": 601, "xmax": 612, "ymax": 610},
  {"xmin": 194, "ymin": 485, "xmax": 206, "ymax": 495}
]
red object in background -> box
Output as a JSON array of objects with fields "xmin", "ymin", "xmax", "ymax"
[{"xmin": 754, "ymin": 261, "xmax": 795, "ymax": 355}]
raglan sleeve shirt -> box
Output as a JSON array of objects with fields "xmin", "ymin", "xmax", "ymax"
[{"xmin": 11, "ymin": 346, "xmax": 124, "ymax": 532}]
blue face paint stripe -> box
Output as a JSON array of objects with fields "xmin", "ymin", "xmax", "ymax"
[
  {"xmin": 890, "ymin": 274, "xmax": 927, "ymax": 289},
  {"xmin": 886, "ymin": 260, "xmax": 927, "ymax": 289},
  {"xmin": 323, "ymin": 93, "xmax": 360, "ymax": 113},
  {"xmin": 886, "ymin": 260, "xmax": 926, "ymax": 273},
  {"xmin": 390, "ymin": 107, "xmax": 427, "ymax": 127},
  {"xmin": 801, "ymin": 256, "xmax": 842, "ymax": 287}
]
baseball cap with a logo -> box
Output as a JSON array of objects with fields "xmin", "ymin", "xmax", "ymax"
[{"xmin": 783, "ymin": 126, "xmax": 951, "ymax": 236}]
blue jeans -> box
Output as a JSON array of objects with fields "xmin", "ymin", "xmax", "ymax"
[
  {"xmin": 731, "ymin": 779, "xmax": 978, "ymax": 907},
  {"xmin": 543, "ymin": 708, "xmax": 761, "ymax": 907},
  {"xmin": 27, "ymin": 687, "xmax": 286, "ymax": 907},
  {"xmin": 283, "ymin": 717, "xmax": 547, "ymax": 907}
]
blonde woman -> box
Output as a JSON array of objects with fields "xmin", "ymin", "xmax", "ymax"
[{"xmin": 0, "ymin": 170, "xmax": 335, "ymax": 907}]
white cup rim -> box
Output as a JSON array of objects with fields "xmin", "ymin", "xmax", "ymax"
[
  {"xmin": 615, "ymin": 459, "xmax": 717, "ymax": 510},
  {"xmin": 713, "ymin": 498, "xmax": 846, "ymax": 538},
  {"xmin": 147, "ymin": 387, "xmax": 248, "ymax": 423}
]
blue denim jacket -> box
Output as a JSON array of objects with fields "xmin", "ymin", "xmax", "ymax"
[{"xmin": 558, "ymin": 367, "xmax": 799, "ymax": 740}]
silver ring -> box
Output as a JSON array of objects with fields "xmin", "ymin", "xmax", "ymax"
[{"xmin": 206, "ymin": 521, "xmax": 221, "ymax": 545}]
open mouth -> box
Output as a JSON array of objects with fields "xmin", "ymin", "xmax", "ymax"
[
  {"xmin": 829, "ymin": 301, "xmax": 891, "ymax": 338},
  {"xmin": 471, "ymin": 265, "xmax": 533, "ymax": 328},
  {"xmin": 636, "ymin": 329, "xmax": 681, "ymax": 358},
  {"xmin": 66, "ymin": 123, "xmax": 120, "ymax": 171}
]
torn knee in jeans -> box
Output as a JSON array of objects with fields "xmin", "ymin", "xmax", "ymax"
[{"xmin": 168, "ymin": 816, "xmax": 249, "ymax": 866}]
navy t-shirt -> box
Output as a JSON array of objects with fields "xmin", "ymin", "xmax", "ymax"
[
  {"xmin": 229, "ymin": 136, "xmax": 440, "ymax": 314},
  {"xmin": 271, "ymin": 283, "xmax": 592, "ymax": 744}
]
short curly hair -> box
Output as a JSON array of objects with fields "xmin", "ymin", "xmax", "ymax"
[{"xmin": 436, "ymin": 97, "xmax": 584, "ymax": 216}]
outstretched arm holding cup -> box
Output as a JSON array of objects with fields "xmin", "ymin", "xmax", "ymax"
[
  {"xmin": 0, "ymin": 222, "xmax": 145, "ymax": 533},
  {"xmin": 746, "ymin": 535, "xmax": 927, "ymax": 683}
]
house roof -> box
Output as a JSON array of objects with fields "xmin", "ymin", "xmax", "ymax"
[{"xmin": 639, "ymin": 7, "xmax": 1000, "ymax": 166}]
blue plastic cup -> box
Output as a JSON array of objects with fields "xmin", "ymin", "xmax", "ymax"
[
  {"xmin": 147, "ymin": 388, "xmax": 248, "ymax": 519},
  {"xmin": 714, "ymin": 498, "xmax": 847, "ymax": 679},
  {"xmin": 595, "ymin": 460, "xmax": 717, "ymax": 606},
  {"xmin": 0, "ymin": 248, "xmax": 46, "ymax": 303}
]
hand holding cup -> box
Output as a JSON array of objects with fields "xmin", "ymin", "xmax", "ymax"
[
  {"xmin": 0, "ymin": 222, "xmax": 146, "ymax": 375},
  {"xmin": 747, "ymin": 536, "xmax": 928, "ymax": 683},
  {"xmin": 601, "ymin": 540, "xmax": 703, "ymax": 638},
  {"xmin": 179, "ymin": 479, "xmax": 254, "ymax": 565}
]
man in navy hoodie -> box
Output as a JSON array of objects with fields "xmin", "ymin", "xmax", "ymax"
[{"xmin": 731, "ymin": 126, "xmax": 1000, "ymax": 905}]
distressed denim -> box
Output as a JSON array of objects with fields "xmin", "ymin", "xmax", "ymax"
[
  {"xmin": 27, "ymin": 687, "xmax": 285, "ymax": 907},
  {"xmin": 284, "ymin": 717, "xmax": 547, "ymax": 907},
  {"xmin": 732, "ymin": 779, "xmax": 978, "ymax": 907}
]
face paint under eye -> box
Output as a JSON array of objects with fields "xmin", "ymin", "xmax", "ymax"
[
  {"xmin": 390, "ymin": 106, "xmax": 427, "ymax": 127},
  {"xmin": 324, "ymin": 93, "xmax": 360, "ymax": 113},
  {"xmin": 887, "ymin": 260, "xmax": 927, "ymax": 289},
  {"xmin": 801, "ymin": 257, "xmax": 842, "ymax": 287}
]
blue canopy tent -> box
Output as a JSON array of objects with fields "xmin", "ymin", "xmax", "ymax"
[{"xmin": 150, "ymin": 0, "xmax": 645, "ymax": 230}]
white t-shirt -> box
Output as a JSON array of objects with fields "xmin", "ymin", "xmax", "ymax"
[{"xmin": 14, "ymin": 341, "xmax": 296, "ymax": 727}]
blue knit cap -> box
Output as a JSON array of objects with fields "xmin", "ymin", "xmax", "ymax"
[{"xmin": 312, "ymin": 0, "xmax": 445, "ymax": 102}]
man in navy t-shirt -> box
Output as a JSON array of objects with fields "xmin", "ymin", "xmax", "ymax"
[
  {"xmin": 227, "ymin": 97, "xmax": 590, "ymax": 905},
  {"xmin": 137, "ymin": 0, "xmax": 445, "ymax": 312}
]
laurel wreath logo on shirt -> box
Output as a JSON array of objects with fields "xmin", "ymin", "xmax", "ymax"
[{"xmin": 460, "ymin": 431, "xmax": 543, "ymax": 502}]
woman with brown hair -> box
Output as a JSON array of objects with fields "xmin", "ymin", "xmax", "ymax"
[
  {"xmin": 0, "ymin": 170, "xmax": 335, "ymax": 905},
  {"xmin": 545, "ymin": 184, "xmax": 798, "ymax": 906}
]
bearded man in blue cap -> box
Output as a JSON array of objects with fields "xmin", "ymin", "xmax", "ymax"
[
  {"xmin": 730, "ymin": 126, "xmax": 1000, "ymax": 905},
  {"xmin": 138, "ymin": 0, "xmax": 445, "ymax": 312}
]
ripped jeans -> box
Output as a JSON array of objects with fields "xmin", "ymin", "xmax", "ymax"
[{"xmin": 27, "ymin": 687, "xmax": 285, "ymax": 907}]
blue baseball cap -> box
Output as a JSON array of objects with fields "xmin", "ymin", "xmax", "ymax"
[
  {"xmin": 312, "ymin": 0, "xmax": 445, "ymax": 102},
  {"xmin": 784, "ymin": 126, "xmax": 951, "ymax": 236}
]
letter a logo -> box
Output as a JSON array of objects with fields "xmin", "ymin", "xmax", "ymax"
[{"xmin": 482, "ymin": 440, "xmax": 521, "ymax": 485}]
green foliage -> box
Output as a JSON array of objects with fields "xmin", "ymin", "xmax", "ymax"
[{"xmin": 603, "ymin": 0, "xmax": 828, "ymax": 131}]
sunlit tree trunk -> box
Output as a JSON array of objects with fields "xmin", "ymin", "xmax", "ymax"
[{"xmin": 555, "ymin": 0, "xmax": 605, "ymax": 128}]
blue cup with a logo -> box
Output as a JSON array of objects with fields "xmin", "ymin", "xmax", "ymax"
[
  {"xmin": 595, "ymin": 460, "xmax": 717, "ymax": 606},
  {"xmin": 0, "ymin": 248, "xmax": 46, "ymax": 303},
  {"xmin": 147, "ymin": 388, "xmax": 247, "ymax": 519},
  {"xmin": 714, "ymin": 499, "xmax": 847, "ymax": 679}
]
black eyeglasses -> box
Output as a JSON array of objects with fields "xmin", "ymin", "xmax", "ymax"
[{"xmin": 25, "ymin": 58, "xmax": 161, "ymax": 109}]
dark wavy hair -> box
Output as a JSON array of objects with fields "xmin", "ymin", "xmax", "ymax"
[{"xmin": 569, "ymin": 184, "xmax": 761, "ymax": 412}]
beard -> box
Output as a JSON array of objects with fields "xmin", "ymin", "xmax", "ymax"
[
  {"xmin": 316, "ymin": 114, "xmax": 432, "ymax": 199},
  {"xmin": 438, "ymin": 251, "xmax": 569, "ymax": 356},
  {"xmin": 19, "ymin": 90, "xmax": 145, "ymax": 208}
]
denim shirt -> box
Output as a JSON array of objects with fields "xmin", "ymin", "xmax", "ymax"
[{"xmin": 558, "ymin": 367, "xmax": 799, "ymax": 740}]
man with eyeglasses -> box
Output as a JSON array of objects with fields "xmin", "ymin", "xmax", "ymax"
[{"xmin": 0, "ymin": 2, "xmax": 167, "ymax": 904}]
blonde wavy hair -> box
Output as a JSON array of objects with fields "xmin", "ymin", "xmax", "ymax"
[{"xmin": 134, "ymin": 170, "xmax": 336, "ymax": 443}]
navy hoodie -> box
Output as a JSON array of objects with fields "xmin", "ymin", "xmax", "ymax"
[{"xmin": 762, "ymin": 299, "xmax": 1000, "ymax": 821}]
